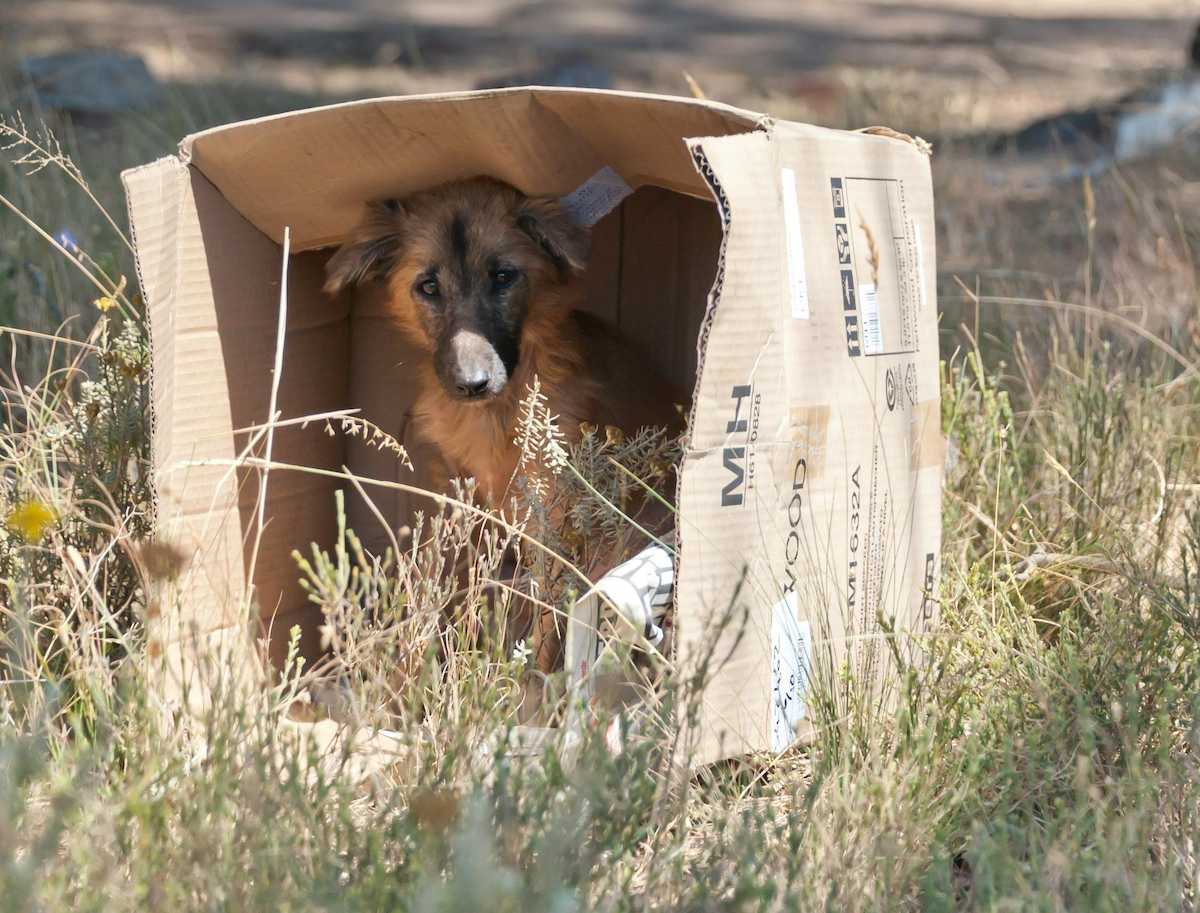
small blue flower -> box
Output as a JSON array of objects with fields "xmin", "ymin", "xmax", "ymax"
[{"xmin": 56, "ymin": 229, "xmax": 78, "ymax": 252}]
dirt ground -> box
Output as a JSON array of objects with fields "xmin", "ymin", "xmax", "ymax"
[{"xmin": 7, "ymin": 0, "xmax": 1200, "ymax": 136}]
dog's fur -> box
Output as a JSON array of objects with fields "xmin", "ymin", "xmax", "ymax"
[{"xmin": 324, "ymin": 177, "xmax": 683, "ymax": 507}]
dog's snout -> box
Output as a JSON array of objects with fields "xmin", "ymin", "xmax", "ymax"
[
  {"xmin": 442, "ymin": 330, "xmax": 508, "ymax": 401},
  {"xmin": 455, "ymin": 370, "xmax": 491, "ymax": 399}
]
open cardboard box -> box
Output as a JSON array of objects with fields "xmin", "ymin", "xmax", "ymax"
[{"xmin": 122, "ymin": 87, "xmax": 942, "ymax": 767}]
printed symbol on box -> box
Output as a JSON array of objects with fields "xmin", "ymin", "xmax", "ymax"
[
  {"xmin": 844, "ymin": 314, "xmax": 861, "ymax": 358},
  {"xmin": 830, "ymin": 177, "xmax": 846, "ymax": 219},
  {"xmin": 834, "ymin": 222, "xmax": 852, "ymax": 266},
  {"xmin": 921, "ymin": 552, "xmax": 937, "ymax": 621},
  {"xmin": 904, "ymin": 362, "xmax": 918, "ymax": 405},
  {"xmin": 840, "ymin": 268, "xmax": 856, "ymax": 312},
  {"xmin": 885, "ymin": 367, "xmax": 897, "ymax": 412}
]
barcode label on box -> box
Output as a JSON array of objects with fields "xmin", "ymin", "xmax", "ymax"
[
  {"xmin": 860, "ymin": 282, "xmax": 883, "ymax": 354},
  {"xmin": 780, "ymin": 167, "xmax": 810, "ymax": 319},
  {"xmin": 559, "ymin": 166, "xmax": 633, "ymax": 227},
  {"xmin": 771, "ymin": 593, "xmax": 810, "ymax": 751}
]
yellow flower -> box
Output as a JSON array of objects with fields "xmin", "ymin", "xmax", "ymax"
[
  {"xmin": 5, "ymin": 500, "xmax": 58, "ymax": 543},
  {"xmin": 95, "ymin": 276, "xmax": 128, "ymax": 313}
]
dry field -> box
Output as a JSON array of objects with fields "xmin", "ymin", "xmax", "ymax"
[{"xmin": 2, "ymin": 2, "xmax": 1200, "ymax": 910}]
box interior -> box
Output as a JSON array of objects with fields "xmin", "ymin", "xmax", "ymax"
[
  {"xmin": 210, "ymin": 182, "xmax": 722, "ymax": 666},
  {"xmin": 136, "ymin": 89, "xmax": 768, "ymax": 668}
]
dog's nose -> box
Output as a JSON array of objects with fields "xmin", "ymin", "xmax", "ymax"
[
  {"xmin": 455, "ymin": 372, "xmax": 491, "ymax": 398},
  {"xmin": 445, "ymin": 330, "xmax": 504, "ymax": 399}
]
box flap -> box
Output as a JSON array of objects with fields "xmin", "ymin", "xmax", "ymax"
[
  {"xmin": 123, "ymin": 157, "xmax": 351, "ymax": 672},
  {"xmin": 123, "ymin": 156, "xmax": 261, "ymax": 703},
  {"xmin": 177, "ymin": 87, "xmax": 767, "ymax": 252},
  {"xmin": 678, "ymin": 122, "xmax": 941, "ymax": 765}
]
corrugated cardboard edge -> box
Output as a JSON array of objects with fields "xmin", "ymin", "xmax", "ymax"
[
  {"xmin": 676, "ymin": 128, "xmax": 780, "ymax": 763},
  {"xmin": 122, "ymin": 155, "xmax": 260, "ymax": 718},
  {"xmin": 121, "ymin": 155, "xmax": 177, "ymax": 528},
  {"xmin": 676, "ymin": 133, "xmax": 738, "ymax": 547},
  {"xmin": 672, "ymin": 121, "xmax": 776, "ymax": 533}
]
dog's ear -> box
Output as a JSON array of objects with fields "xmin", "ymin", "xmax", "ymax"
[
  {"xmin": 516, "ymin": 196, "xmax": 590, "ymax": 277},
  {"xmin": 323, "ymin": 199, "xmax": 408, "ymax": 295}
]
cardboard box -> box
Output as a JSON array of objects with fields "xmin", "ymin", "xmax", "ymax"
[{"xmin": 122, "ymin": 87, "xmax": 941, "ymax": 764}]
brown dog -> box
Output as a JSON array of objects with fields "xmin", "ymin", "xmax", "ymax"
[
  {"xmin": 324, "ymin": 176, "xmax": 682, "ymax": 506},
  {"xmin": 324, "ymin": 177, "xmax": 682, "ymax": 677}
]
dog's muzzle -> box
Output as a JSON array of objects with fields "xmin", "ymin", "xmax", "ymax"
[{"xmin": 443, "ymin": 330, "xmax": 509, "ymax": 400}]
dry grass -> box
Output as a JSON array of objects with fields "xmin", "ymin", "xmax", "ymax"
[{"xmin": 0, "ymin": 68, "xmax": 1199, "ymax": 912}]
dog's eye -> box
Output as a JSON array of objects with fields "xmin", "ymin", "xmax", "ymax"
[
  {"xmin": 492, "ymin": 269, "xmax": 519, "ymax": 290},
  {"xmin": 417, "ymin": 278, "xmax": 439, "ymax": 298}
]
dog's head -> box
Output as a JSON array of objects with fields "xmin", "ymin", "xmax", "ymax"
[{"xmin": 324, "ymin": 177, "xmax": 589, "ymax": 402}]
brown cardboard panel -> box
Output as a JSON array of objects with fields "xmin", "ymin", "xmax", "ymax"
[
  {"xmin": 911, "ymin": 399, "xmax": 944, "ymax": 471},
  {"xmin": 190, "ymin": 177, "xmax": 349, "ymax": 658},
  {"xmin": 342, "ymin": 292, "xmax": 410, "ymax": 556},
  {"xmin": 264, "ymin": 601, "xmax": 327, "ymax": 671},
  {"xmin": 123, "ymin": 157, "xmax": 186, "ymax": 475},
  {"xmin": 531, "ymin": 90, "xmax": 761, "ymax": 195},
  {"xmin": 677, "ymin": 122, "xmax": 941, "ymax": 764},
  {"xmin": 125, "ymin": 160, "xmax": 350, "ymax": 661},
  {"xmin": 578, "ymin": 204, "xmax": 622, "ymax": 326},
  {"xmin": 676, "ymin": 445, "xmax": 783, "ymax": 742},
  {"xmin": 768, "ymin": 121, "xmax": 940, "ymax": 699},
  {"xmin": 180, "ymin": 89, "xmax": 765, "ymax": 251},
  {"xmin": 154, "ymin": 625, "xmax": 261, "ymax": 718},
  {"xmin": 617, "ymin": 187, "xmax": 722, "ymax": 395},
  {"xmin": 124, "ymin": 156, "xmax": 251, "ymax": 646},
  {"xmin": 788, "ymin": 405, "xmax": 831, "ymax": 482},
  {"xmin": 675, "ymin": 130, "xmax": 787, "ymax": 763}
]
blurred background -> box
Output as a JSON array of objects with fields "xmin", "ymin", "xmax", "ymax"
[
  {"xmin": 4, "ymin": 0, "xmax": 1200, "ymax": 356},
  {"xmin": 5, "ymin": 0, "xmax": 1199, "ymax": 152}
]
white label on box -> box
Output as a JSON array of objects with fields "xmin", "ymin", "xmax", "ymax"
[
  {"xmin": 780, "ymin": 167, "xmax": 810, "ymax": 319},
  {"xmin": 771, "ymin": 593, "xmax": 810, "ymax": 752},
  {"xmin": 559, "ymin": 166, "xmax": 633, "ymax": 227},
  {"xmin": 860, "ymin": 282, "xmax": 883, "ymax": 354}
]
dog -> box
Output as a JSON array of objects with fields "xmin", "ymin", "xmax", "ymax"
[
  {"xmin": 324, "ymin": 177, "xmax": 683, "ymax": 675},
  {"xmin": 324, "ymin": 176, "xmax": 683, "ymax": 505}
]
